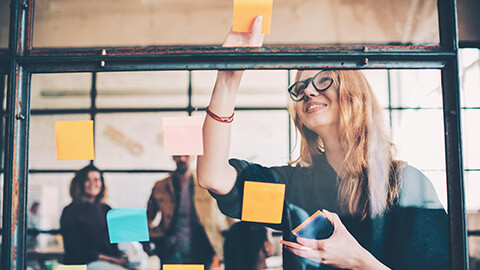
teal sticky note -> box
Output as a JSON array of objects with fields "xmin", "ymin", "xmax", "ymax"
[{"xmin": 106, "ymin": 208, "xmax": 150, "ymax": 244}]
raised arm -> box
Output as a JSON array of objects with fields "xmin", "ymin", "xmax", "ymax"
[{"xmin": 197, "ymin": 16, "xmax": 265, "ymax": 195}]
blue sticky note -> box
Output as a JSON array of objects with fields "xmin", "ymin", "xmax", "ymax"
[{"xmin": 106, "ymin": 208, "xmax": 150, "ymax": 244}]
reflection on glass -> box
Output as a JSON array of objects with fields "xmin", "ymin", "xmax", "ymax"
[
  {"xmin": 29, "ymin": 115, "xmax": 91, "ymax": 169},
  {"xmin": 31, "ymin": 73, "xmax": 92, "ymax": 109},
  {"xmin": 33, "ymin": 0, "xmax": 438, "ymax": 47},
  {"xmin": 95, "ymin": 112, "xmax": 187, "ymax": 170},
  {"xmin": 192, "ymin": 70, "xmax": 288, "ymax": 108},
  {"xmin": 97, "ymin": 71, "xmax": 188, "ymax": 108}
]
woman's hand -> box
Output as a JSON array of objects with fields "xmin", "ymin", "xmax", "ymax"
[
  {"xmin": 222, "ymin": 16, "xmax": 265, "ymax": 48},
  {"xmin": 286, "ymin": 210, "xmax": 390, "ymax": 270}
]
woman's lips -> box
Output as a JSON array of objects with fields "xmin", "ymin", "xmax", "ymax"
[{"xmin": 306, "ymin": 103, "xmax": 327, "ymax": 113}]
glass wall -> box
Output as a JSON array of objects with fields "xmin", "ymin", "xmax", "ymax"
[
  {"xmin": 32, "ymin": 0, "xmax": 439, "ymax": 48},
  {"xmin": 25, "ymin": 67, "xmax": 459, "ymax": 269}
]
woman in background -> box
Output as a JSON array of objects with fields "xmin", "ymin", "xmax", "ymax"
[{"xmin": 60, "ymin": 165, "xmax": 127, "ymax": 270}]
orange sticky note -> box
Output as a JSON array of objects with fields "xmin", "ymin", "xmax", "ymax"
[
  {"xmin": 233, "ymin": 0, "xmax": 273, "ymax": 34},
  {"xmin": 241, "ymin": 181, "xmax": 285, "ymax": 224},
  {"xmin": 162, "ymin": 116, "xmax": 204, "ymax": 156},
  {"xmin": 54, "ymin": 265, "xmax": 87, "ymax": 270},
  {"xmin": 55, "ymin": 121, "xmax": 94, "ymax": 160},
  {"xmin": 163, "ymin": 265, "xmax": 204, "ymax": 270}
]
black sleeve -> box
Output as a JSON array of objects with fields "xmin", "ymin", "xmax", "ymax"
[
  {"xmin": 60, "ymin": 207, "xmax": 99, "ymax": 264},
  {"xmin": 209, "ymin": 158, "xmax": 295, "ymax": 233},
  {"xmin": 380, "ymin": 166, "xmax": 450, "ymax": 270}
]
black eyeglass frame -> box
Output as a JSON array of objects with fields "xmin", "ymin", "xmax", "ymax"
[{"xmin": 287, "ymin": 70, "xmax": 335, "ymax": 102}]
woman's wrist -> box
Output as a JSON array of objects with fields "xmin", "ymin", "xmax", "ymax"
[{"xmin": 352, "ymin": 247, "xmax": 390, "ymax": 270}]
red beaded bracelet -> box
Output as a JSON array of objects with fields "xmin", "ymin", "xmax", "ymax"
[{"xmin": 206, "ymin": 106, "xmax": 234, "ymax": 123}]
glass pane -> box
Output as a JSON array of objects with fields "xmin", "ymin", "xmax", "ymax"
[
  {"xmin": 103, "ymin": 173, "xmax": 169, "ymax": 208},
  {"xmin": 29, "ymin": 114, "xmax": 91, "ymax": 169},
  {"xmin": 465, "ymin": 171, "xmax": 480, "ymax": 269},
  {"xmin": 0, "ymin": 0, "xmax": 8, "ymax": 48},
  {"xmin": 460, "ymin": 49, "xmax": 480, "ymax": 108},
  {"xmin": 31, "ymin": 73, "xmax": 92, "ymax": 109},
  {"xmin": 389, "ymin": 69, "xmax": 443, "ymax": 108},
  {"xmin": 33, "ymin": 0, "xmax": 438, "ymax": 47},
  {"xmin": 192, "ymin": 70, "xmax": 288, "ymax": 108},
  {"xmin": 26, "ymin": 173, "xmax": 73, "ymax": 268},
  {"xmin": 97, "ymin": 71, "xmax": 189, "ymax": 108},
  {"xmin": 463, "ymin": 110, "xmax": 480, "ymax": 170},
  {"xmin": 95, "ymin": 112, "xmax": 187, "ymax": 170},
  {"xmin": 194, "ymin": 110, "xmax": 290, "ymax": 166},
  {"xmin": 392, "ymin": 109, "xmax": 445, "ymax": 170}
]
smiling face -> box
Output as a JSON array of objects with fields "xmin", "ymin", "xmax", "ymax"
[
  {"xmin": 84, "ymin": 170, "xmax": 103, "ymax": 198},
  {"xmin": 293, "ymin": 70, "xmax": 341, "ymax": 134}
]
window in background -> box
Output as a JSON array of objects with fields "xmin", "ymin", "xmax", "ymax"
[
  {"xmin": 31, "ymin": 73, "xmax": 92, "ymax": 110},
  {"xmin": 95, "ymin": 112, "xmax": 187, "ymax": 170},
  {"xmin": 459, "ymin": 48, "xmax": 480, "ymax": 268},
  {"xmin": 29, "ymin": 114, "xmax": 91, "ymax": 170},
  {"xmin": 192, "ymin": 70, "xmax": 289, "ymax": 108},
  {"xmin": 32, "ymin": 0, "xmax": 438, "ymax": 48},
  {"xmin": 97, "ymin": 71, "xmax": 189, "ymax": 108}
]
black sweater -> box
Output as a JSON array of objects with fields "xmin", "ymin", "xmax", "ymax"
[{"xmin": 210, "ymin": 155, "xmax": 449, "ymax": 270}]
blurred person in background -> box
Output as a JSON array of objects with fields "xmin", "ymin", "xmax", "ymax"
[
  {"xmin": 60, "ymin": 165, "xmax": 127, "ymax": 270},
  {"xmin": 145, "ymin": 155, "xmax": 233, "ymax": 269}
]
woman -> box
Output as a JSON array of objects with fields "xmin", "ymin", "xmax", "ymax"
[
  {"xmin": 60, "ymin": 165, "xmax": 127, "ymax": 270},
  {"xmin": 197, "ymin": 16, "xmax": 449, "ymax": 270},
  {"xmin": 223, "ymin": 222, "xmax": 276, "ymax": 270}
]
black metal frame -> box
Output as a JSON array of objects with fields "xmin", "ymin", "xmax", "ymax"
[{"xmin": 0, "ymin": 0, "xmax": 472, "ymax": 269}]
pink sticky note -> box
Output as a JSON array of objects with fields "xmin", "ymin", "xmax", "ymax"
[{"xmin": 162, "ymin": 116, "xmax": 204, "ymax": 156}]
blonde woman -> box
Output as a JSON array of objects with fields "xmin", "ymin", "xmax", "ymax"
[{"xmin": 198, "ymin": 17, "xmax": 449, "ymax": 270}]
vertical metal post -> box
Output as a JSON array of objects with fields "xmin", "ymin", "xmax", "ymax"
[
  {"xmin": 90, "ymin": 72, "xmax": 96, "ymax": 166},
  {"xmin": 1, "ymin": 62, "xmax": 31, "ymax": 270},
  {"xmin": 1, "ymin": 0, "xmax": 34, "ymax": 269},
  {"xmin": 438, "ymin": 0, "xmax": 469, "ymax": 269}
]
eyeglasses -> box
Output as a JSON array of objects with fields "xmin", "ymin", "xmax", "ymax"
[{"xmin": 288, "ymin": 71, "xmax": 335, "ymax": 102}]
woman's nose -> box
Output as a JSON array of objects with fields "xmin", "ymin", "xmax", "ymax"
[{"xmin": 303, "ymin": 83, "xmax": 318, "ymax": 98}]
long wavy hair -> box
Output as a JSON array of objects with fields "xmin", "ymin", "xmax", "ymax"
[{"xmin": 288, "ymin": 70, "xmax": 403, "ymax": 219}]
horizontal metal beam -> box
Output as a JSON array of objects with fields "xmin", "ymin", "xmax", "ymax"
[{"xmin": 10, "ymin": 46, "xmax": 455, "ymax": 72}]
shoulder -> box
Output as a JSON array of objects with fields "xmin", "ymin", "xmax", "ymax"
[
  {"xmin": 229, "ymin": 158, "xmax": 297, "ymax": 184},
  {"xmin": 397, "ymin": 165, "xmax": 443, "ymax": 209}
]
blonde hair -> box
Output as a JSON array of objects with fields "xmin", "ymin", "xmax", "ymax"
[{"xmin": 288, "ymin": 70, "xmax": 402, "ymax": 219}]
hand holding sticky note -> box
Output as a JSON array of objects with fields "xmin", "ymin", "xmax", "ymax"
[
  {"xmin": 241, "ymin": 181, "xmax": 285, "ymax": 224},
  {"xmin": 55, "ymin": 120, "xmax": 94, "ymax": 160},
  {"xmin": 54, "ymin": 265, "xmax": 87, "ymax": 270},
  {"xmin": 233, "ymin": 0, "xmax": 273, "ymax": 34},
  {"xmin": 162, "ymin": 116, "xmax": 203, "ymax": 156},
  {"xmin": 292, "ymin": 210, "xmax": 334, "ymax": 240},
  {"xmin": 163, "ymin": 265, "xmax": 205, "ymax": 270},
  {"xmin": 106, "ymin": 208, "xmax": 149, "ymax": 243}
]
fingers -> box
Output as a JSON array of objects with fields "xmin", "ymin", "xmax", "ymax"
[
  {"xmin": 251, "ymin": 15, "xmax": 263, "ymax": 36},
  {"xmin": 286, "ymin": 247, "xmax": 323, "ymax": 264},
  {"xmin": 296, "ymin": 237, "xmax": 322, "ymax": 249},
  {"xmin": 322, "ymin": 209, "xmax": 341, "ymax": 226}
]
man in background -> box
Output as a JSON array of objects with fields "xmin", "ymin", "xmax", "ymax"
[{"xmin": 144, "ymin": 155, "xmax": 232, "ymax": 269}]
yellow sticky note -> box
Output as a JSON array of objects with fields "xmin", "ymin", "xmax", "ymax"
[
  {"xmin": 55, "ymin": 121, "xmax": 95, "ymax": 160},
  {"xmin": 233, "ymin": 0, "xmax": 273, "ymax": 34},
  {"xmin": 241, "ymin": 181, "xmax": 285, "ymax": 224},
  {"xmin": 54, "ymin": 265, "xmax": 87, "ymax": 270},
  {"xmin": 163, "ymin": 265, "xmax": 204, "ymax": 270}
]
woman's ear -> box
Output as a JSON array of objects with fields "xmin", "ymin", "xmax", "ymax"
[{"xmin": 263, "ymin": 239, "xmax": 275, "ymax": 257}]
